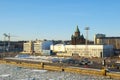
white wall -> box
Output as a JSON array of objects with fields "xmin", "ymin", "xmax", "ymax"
[
  {"xmin": 23, "ymin": 41, "xmax": 33, "ymax": 53},
  {"xmin": 34, "ymin": 41, "xmax": 42, "ymax": 53},
  {"xmin": 51, "ymin": 44, "xmax": 113, "ymax": 58},
  {"xmin": 65, "ymin": 45, "xmax": 104, "ymax": 57},
  {"xmin": 50, "ymin": 44, "xmax": 65, "ymax": 52}
]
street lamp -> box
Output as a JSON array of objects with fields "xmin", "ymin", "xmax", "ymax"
[
  {"xmin": 85, "ymin": 27, "xmax": 90, "ymax": 57},
  {"xmin": 85, "ymin": 27, "xmax": 90, "ymax": 45}
]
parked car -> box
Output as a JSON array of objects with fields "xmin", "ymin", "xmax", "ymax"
[
  {"xmin": 51, "ymin": 58, "xmax": 60, "ymax": 63},
  {"xmin": 61, "ymin": 58, "xmax": 76, "ymax": 64},
  {"xmin": 79, "ymin": 58, "xmax": 91, "ymax": 65}
]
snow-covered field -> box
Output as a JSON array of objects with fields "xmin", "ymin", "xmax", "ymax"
[{"xmin": 0, "ymin": 64, "xmax": 114, "ymax": 80}]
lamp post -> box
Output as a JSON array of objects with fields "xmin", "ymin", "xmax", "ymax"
[{"xmin": 85, "ymin": 27, "xmax": 90, "ymax": 57}]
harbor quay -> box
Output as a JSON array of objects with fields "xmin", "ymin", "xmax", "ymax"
[
  {"xmin": 0, "ymin": 64, "xmax": 113, "ymax": 80},
  {"xmin": 0, "ymin": 56, "xmax": 120, "ymax": 80}
]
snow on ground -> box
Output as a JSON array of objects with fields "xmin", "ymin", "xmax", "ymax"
[
  {"xmin": 0, "ymin": 64, "xmax": 114, "ymax": 80},
  {"xmin": 6, "ymin": 55, "xmax": 65, "ymax": 63}
]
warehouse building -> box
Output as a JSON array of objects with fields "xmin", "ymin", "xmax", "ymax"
[{"xmin": 51, "ymin": 44, "xmax": 113, "ymax": 58}]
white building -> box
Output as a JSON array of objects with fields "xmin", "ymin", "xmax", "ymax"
[
  {"xmin": 23, "ymin": 41, "xmax": 33, "ymax": 53},
  {"xmin": 51, "ymin": 44, "xmax": 113, "ymax": 58},
  {"xmin": 34, "ymin": 40, "xmax": 53, "ymax": 54},
  {"xmin": 33, "ymin": 40, "xmax": 42, "ymax": 53},
  {"xmin": 50, "ymin": 44, "xmax": 65, "ymax": 52},
  {"xmin": 23, "ymin": 40, "xmax": 53, "ymax": 54}
]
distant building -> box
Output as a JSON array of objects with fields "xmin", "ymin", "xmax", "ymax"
[
  {"xmin": 34, "ymin": 40, "xmax": 53, "ymax": 55},
  {"xmin": 51, "ymin": 44, "xmax": 66, "ymax": 53},
  {"xmin": 23, "ymin": 41, "xmax": 33, "ymax": 54},
  {"xmin": 94, "ymin": 34, "xmax": 106, "ymax": 44},
  {"xmin": 94, "ymin": 34, "xmax": 120, "ymax": 55},
  {"xmin": 52, "ymin": 40, "xmax": 71, "ymax": 45},
  {"xmin": 51, "ymin": 44, "xmax": 113, "ymax": 58},
  {"xmin": 71, "ymin": 26, "xmax": 85, "ymax": 45},
  {"xmin": 0, "ymin": 41, "xmax": 25, "ymax": 52},
  {"xmin": 23, "ymin": 40, "xmax": 53, "ymax": 55}
]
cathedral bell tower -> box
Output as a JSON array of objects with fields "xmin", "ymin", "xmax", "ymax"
[{"xmin": 75, "ymin": 25, "xmax": 80, "ymax": 37}]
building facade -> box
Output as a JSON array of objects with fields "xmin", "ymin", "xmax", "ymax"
[
  {"xmin": 23, "ymin": 40, "xmax": 53, "ymax": 55},
  {"xmin": 51, "ymin": 44, "xmax": 113, "ymax": 58},
  {"xmin": 0, "ymin": 41, "xmax": 25, "ymax": 52},
  {"xmin": 23, "ymin": 41, "xmax": 33, "ymax": 54},
  {"xmin": 94, "ymin": 34, "xmax": 120, "ymax": 55},
  {"xmin": 94, "ymin": 34, "xmax": 106, "ymax": 44},
  {"xmin": 50, "ymin": 44, "xmax": 66, "ymax": 53},
  {"xmin": 71, "ymin": 26, "xmax": 85, "ymax": 45}
]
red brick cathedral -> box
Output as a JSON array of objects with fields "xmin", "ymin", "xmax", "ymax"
[{"xmin": 71, "ymin": 26, "xmax": 85, "ymax": 45}]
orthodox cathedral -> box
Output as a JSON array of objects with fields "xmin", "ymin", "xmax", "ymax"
[{"xmin": 71, "ymin": 26, "xmax": 85, "ymax": 45}]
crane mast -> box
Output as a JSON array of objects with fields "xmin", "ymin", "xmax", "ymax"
[{"xmin": 3, "ymin": 33, "xmax": 10, "ymax": 52}]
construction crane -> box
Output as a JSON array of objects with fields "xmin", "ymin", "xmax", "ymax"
[{"xmin": 3, "ymin": 33, "xmax": 11, "ymax": 52}]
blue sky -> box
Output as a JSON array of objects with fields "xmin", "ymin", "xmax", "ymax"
[{"xmin": 0, "ymin": 0, "xmax": 120, "ymax": 41}]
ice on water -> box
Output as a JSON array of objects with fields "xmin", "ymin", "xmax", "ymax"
[{"xmin": 0, "ymin": 64, "xmax": 114, "ymax": 80}]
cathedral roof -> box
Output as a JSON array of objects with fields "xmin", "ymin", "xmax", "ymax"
[{"xmin": 75, "ymin": 25, "xmax": 80, "ymax": 32}]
